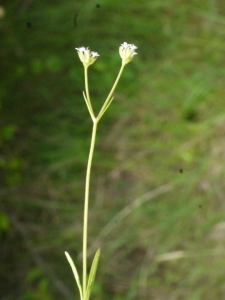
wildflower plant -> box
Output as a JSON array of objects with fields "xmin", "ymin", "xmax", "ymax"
[{"xmin": 65, "ymin": 42, "xmax": 138, "ymax": 300}]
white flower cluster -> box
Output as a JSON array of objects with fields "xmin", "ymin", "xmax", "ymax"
[
  {"xmin": 75, "ymin": 47, "xmax": 99, "ymax": 68},
  {"xmin": 75, "ymin": 42, "xmax": 137, "ymax": 67},
  {"xmin": 119, "ymin": 42, "xmax": 138, "ymax": 65}
]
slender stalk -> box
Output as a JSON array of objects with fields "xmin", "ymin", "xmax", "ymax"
[
  {"xmin": 82, "ymin": 64, "xmax": 125, "ymax": 299},
  {"xmin": 69, "ymin": 44, "xmax": 137, "ymax": 300},
  {"xmin": 83, "ymin": 119, "xmax": 98, "ymax": 300},
  {"xmin": 84, "ymin": 66, "xmax": 94, "ymax": 115},
  {"xmin": 97, "ymin": 63, "xmax": 125, "ymax": 120}
]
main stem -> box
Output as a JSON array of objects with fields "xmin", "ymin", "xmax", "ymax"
[{"xmin": 83, "ymin": 119, "xmax": 98, "ymax": 300}]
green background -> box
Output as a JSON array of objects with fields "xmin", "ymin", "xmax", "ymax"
[{"xmin": 1, "ymin": 0, "xmax": 225, "ymax": 299}]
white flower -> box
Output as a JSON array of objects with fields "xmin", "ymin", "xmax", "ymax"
[
  {"xmin": 75, "ymin": 47, "xmax": 99, "ymax": 67},
  {"xmin": 119, "ymin": 42, "xmax": 138, "ymax": 65}
]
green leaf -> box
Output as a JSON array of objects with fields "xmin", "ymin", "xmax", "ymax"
[
  {"xmin": 86, "ymin": 249, "xmax": 101, "ymax": 300},
  {"xmin": 65, "ymin": 251, "xmax": 83, "ymax": 300}
]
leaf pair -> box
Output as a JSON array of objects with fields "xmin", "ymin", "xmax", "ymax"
[{"xmin": 65, "ymin": 249, "xmax": 100, "ymax": 300}]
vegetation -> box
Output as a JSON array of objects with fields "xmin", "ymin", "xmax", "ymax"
[{"xmin": 1, "ymin": 0, "xmax": 225, "ymax": 299}]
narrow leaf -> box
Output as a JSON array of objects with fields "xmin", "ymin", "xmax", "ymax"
[
  {"xmin": 65, "ymin": 251, "xmax": 83, "ymax": 300},
  {"xmin": 86, "ymin": 249, "xmax": 101, "ymax": 300},
  {"xmin": 98, "ymin": 96, "xmax": 114, "ymax": 120},
  {"xmin": 82, "ymin": 91, "xmax": 94, "ymax": 119}
]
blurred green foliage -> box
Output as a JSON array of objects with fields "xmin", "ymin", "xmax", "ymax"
[
  {"xmin": 1, "ymin": 0, "xmax": 225, "ymax": 299},
  {"xmin": 22, "ymin": 268, "xmax": 53, "ymax": 300}
]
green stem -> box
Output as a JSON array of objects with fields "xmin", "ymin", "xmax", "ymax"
[
  {"xmin": 82, "ymin": 62, "xmax": 125, "ymax": 300},
  {"xmin": 84, "ymin": 66, "xmax": 95, "ymax": 118},
  {"xmin": 97, "ymin": 63, "xmax": 125, "ymax": 120},
  {"xmin": 83, "ymin": 119, "xmax": 98, "ymax": 300}
]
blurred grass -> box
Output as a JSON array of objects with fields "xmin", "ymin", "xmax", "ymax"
[{"xmin": 1, "ymin": 0, "xmax": 225, "ymax": 299}]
